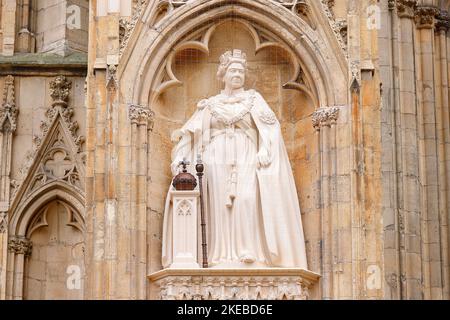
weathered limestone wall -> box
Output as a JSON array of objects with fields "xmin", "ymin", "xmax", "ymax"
[
  {"xmin": 379, "ymin": 0, "xmax": 450, "ymax": 300},
  {"xmin": 1, "ymin": 0, "xmax": 16, "ymax": 55},
  {"xmin": 0, "ymin": 0, "xmax": 88, "ymax": 55},
  {"xmin": 35, "ymin": 0, "xmax": 89, "ymax": 54}
]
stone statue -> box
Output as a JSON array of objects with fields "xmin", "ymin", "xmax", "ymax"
[{"xmin": 162, "ymin": 49, "xmax": 308, "ymax": 269}]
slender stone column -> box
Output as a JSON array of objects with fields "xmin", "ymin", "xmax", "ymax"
[
  {"xmin": 129, "ymin": 104, "xmax": 154, "ymax": 299},
  {"xmin": 395, "ymin": 0, "xmax": 422, "ymax": 300},
  {"xmin": 415, "ymin": 5, "xmax": 444, "ymax": 300},
  {"xmin": 312, "ymin": 106, "xmax": 340, "ymax": 299},
  {"xmin": 7, "ymin": 236, "xmax": 32, "ymax": 299},
  {"xmin": 435, "ymin": 11, "xmax": 450, "ymax": 300}
]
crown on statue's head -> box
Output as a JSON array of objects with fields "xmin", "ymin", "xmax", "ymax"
[{"xmin": 219, "ymin": 49, "xmax": 247, "ymax": 67}]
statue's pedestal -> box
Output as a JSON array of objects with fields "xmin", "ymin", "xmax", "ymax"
[
  {"xmin": 148, "ymin": 268, "xmax": 320, "ymax": 300},
  {"xmin": 170, "ymin": 189, "xmax": 200, "ymax": 269}
]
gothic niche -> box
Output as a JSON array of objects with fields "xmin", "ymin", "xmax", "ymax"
[
  {"xmin": 148, "ymin": 19, "xmax": 320, "ymax": 274},
  {"xmin": 23, "ymin": 200, "xmax": 85, "ymax": 300}
]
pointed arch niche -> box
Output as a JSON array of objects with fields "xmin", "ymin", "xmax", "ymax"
[
  {"xmin": 6, "ymin": 184, "xmax": 85, "ymax": 300},
  {"xmin": 119, "ymin": 0, "xmax": 348, "ymax": 298},
  {"xmin": 23, "ymin": 197, "xmax": 84, "ymax": 300}
]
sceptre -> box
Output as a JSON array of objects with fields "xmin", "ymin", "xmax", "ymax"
[{"xmin": 196, "ymin": 154, "xmax": 208, "ymax": 268}]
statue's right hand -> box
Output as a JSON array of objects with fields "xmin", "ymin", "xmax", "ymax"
[{"xmin": 257, "ymin": 149, "xmax": 271, "ymax": 168}]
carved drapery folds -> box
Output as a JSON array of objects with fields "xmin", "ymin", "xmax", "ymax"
[
  {"xmin": 8, "ymin": 236, "xmax": 32, "ymax": 256},
  {"xmin": 0, "ymin": 76, "xmax": 18, "ymax": 133},
  {"xmin": 312, "ymin": 106, "xmax": 340, "ymax": 130}
]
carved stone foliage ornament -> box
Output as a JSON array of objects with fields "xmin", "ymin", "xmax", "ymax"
[
  {"xmin": 33, "ymin": 76, "xmax": 84, "ymax": 151},
  {"xmin": 415, "ymin": 6, "xmax": 439, "ymax": 28},
  {"xmin": 50, "ymin": 75, "xmax": 71, "ymax": 107},
  {"xmin": 0, "ymin": 75, "xmax": 18, "ymax": 133},
  {"xmin": 312, "ymin": 106, "xmax": 340, "ymax": 130},
  {"xmin": 436, "ymin": 11, "xmax": 450, "ymax": 31},
  {"xmin": 13, "ymin": 76, "xmax": 85, "ymax": 201},
  {"xmin": 319, "ymin": 0, "xmax": 347, "ymax": 54},
  {"xmin": 8, "ymin": 236, "xmax": 32, "ymax": 256},
  {"xmin": 128, "ymin": 104, "xmax": 155, "ymax": 128},
  {"xmin": 396, "ymin": 0, "xmax": 417, "ymax": 19},
  {"xmin": 120, "ymin": 0, "xmax": 148, "ymax": 56}
]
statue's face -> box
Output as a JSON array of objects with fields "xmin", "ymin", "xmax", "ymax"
[{"xmin": 223, "ymin": 62, "xmax": 245, "ymax": 89}]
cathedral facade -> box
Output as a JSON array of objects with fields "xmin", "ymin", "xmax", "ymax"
[{"xmin": 0, "ymin": 0, "xmax": 449, "ymax": 300}]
